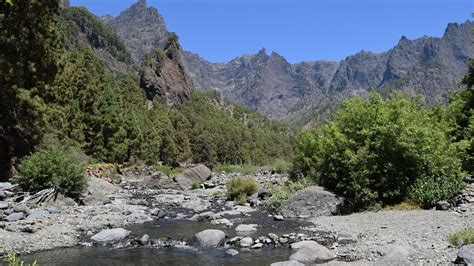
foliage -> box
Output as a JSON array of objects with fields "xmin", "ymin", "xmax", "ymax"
[
  {"xmin": 383, "ymin": 200, "xmax": 421, "ymax": 211},
  {"xmin": 6, "ymin": 252, "xmax": 37, "ymax": 266},
  {"xmin": 213, "ymin": 165, "xmax": 259, "ymax": 175},
  {"xmin": 13, "ymin": 148, "xmax": 86, "ymax": 199},
  {"xmin": 0, "ymin": 0, "xmax": 62, "ymax": 179},
  {"xmin": 60, "ymin": 6, "xmax": 131, "ymax": 63},
  {"xmin": 226, "ymin": 177, "xmax": 258, "ymax": 205},
  {"xmin": 291, "ymin": 92, "xmax": 465, "ymax": 211},
  {"xmin": 153, "ymin": 165, "xmax": 183, "ymax": 177},
  {"xmin": 266, "ymin": 181, "xmax": 308, "ymax": 213},
  {"xmin": 273, "ymin": 159, "xmax": 292, "ymax": 174},
  {"xmin": 408, "ymin": 176, "xmax": 465, "ymax": 207},
  {"xmin": 449, "ymin": 228, "xmax": 474, "ymax": 247}
]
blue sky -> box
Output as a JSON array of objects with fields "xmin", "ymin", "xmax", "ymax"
[{"xmin": 70, "ymin": 0, "xmax": 472, "ymax": 63}]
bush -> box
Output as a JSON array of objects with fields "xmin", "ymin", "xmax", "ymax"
[
  {"xmin": 153, "ymin": 165, "xmax": 183, "ymax": 177},
  {"xmin": 6, "ymin": 252, "xmax": 37, "ymax": 266},
  {"xmin": 273, "ymin": 159, "xmax": 292, "ymax": 174},
  {"xmin": 13, "ymin": 148, "xmax": 86, "ymax": 199},
  {"xmin": 449, "ymin": 228, "xmax": 474, "ymax": 247},
  {"xmin": 291, "ymin": 93, "xmax": 465, "ymax": 211},
  {"xmin": 266, "ymin": 181, "xmax": 308, "ymax": 213},
  {"xmin": 409, "ymin": 176, "xmax": 465, "ymax": 207},
  {"xmin": 226, "ymin": 177, "xmax": 258, "ymax": 205},
  {"xmin": 214, "ymin": 165, "xmax": 258, "ymax": 175}
]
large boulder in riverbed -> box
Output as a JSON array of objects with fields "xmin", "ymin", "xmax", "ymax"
[
  {"xmin": 82, "ymin": 177, "xmax": 120, "ymax": 205},
  {"xmin": 91, "ymin": 228, "xmax": 131, "ymax": 242},
  {"xmin": 194, "ymin": 229, "xmax": 226, "ymax": 247},
  {"xmin": 174, "ymin": 164, "xmax": 212, "ymax": 190},
  {"xmin": 289, "ymin": 241, "xmax": 336, "ymax": 263},
  {"xmin": 141, "ymin": 173, "xmax": 179, "ymax": 190},
  {"xmin": 456, "ymin": 244, "xmax": 474, "ymax": 265},
  {"xmin": 280, "ymin": 186, "xmax": 342, "ymax": 218}
]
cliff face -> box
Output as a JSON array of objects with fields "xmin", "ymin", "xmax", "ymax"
[{"xmin": 183, "ymin": 21, "xmax": 474, "ymax": 123}]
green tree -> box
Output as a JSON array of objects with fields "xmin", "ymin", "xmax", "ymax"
[{"xmin": 0, "ymin": 0, "xmax": 62, "ymax": 180}]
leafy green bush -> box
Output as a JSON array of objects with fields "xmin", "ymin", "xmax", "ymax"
[
  {"xmin": 409, "ymin": 176, "xmax": 465, "ymax": 207},
  {"xmin": 13, "ymin": 148, "xmax": 86, "ymax": 199},
  {"xmin": 6, "ymin": 252, "xmax": 37, "ymax": 266},
  {"xmin": 291, "ymin": 92, "xmax": 465, "ymax": 211},
  {"xmin": 449, "ymin": 228, "xmax": 474, "ymax": 247},
  {"xmin": 226, "ymin": 177, "xmax": 258, "ymax": 205},
  {"xmin": 273, "ymin": 159, "xmax": 292, "ymax": 174},
  {"xmin": 214, "ymin": 165, "xmax": 258, "ymax": 175},
  {"xmin": 266, "ymin": 181, "xmax": 308, "ymax": 213}
]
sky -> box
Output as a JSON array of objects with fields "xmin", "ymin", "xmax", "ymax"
[{"xmin": 70, "ymin": 0, "xmax": 472, "ymax": 63}]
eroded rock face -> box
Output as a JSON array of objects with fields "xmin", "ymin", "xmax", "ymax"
[
  {"xmin": 174, "ymin": 164, "xmax": 212, "ymax": 190},
  {"xmin": 279, "ymin": 186, "xmax": 343, "ymax": 218},
  {"xmin": 194, "ymin": 229, "xmax": 226, "ymax": 248}
]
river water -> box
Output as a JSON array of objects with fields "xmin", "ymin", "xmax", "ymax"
[{"xmin": 22, "ymin": 212, "xmax": 312, "ymax": 265}]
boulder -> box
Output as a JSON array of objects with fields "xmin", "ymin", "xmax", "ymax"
[
  {"xmin": 194, "ymin": 229, "xmax": 226, "ymax": 247},
  {"xmin": 0, "ymin": 182, "xmax": 12, "ymax": 190},
  {"xmin": 271, "ymin": 261, "xmax": 305, "ymax": 266},
  {"xmin": 226, "ymin": 249, "xmax": 239, "ymax": 256},
  {"xmin": 0, "ymin": 201, "xmax": 9, "ymax": 210},
  {"xmin": 258, "ymin": 188, "xmax": 272, "ymax": 200},
  {"xmin": 376, "ymin": 244, "xmax": 411, "ymax": 265},
  {"xmin": 0, "ymin": 190, "xmax": 6, "ymax": 199},
  {"xmin": 4, "ymin": 212, "xmax": 24, "ymax": 222},
  {"xmin": 82, "ymin": 177, "xmax": 119, "ymax": 205},
  {"xmin": 26, "ymin": 210, "xmax": 50, "ymax": 220},
  {"xmin": 289, "ymin": 241, "xmax": 336, "ymax": 263},
  {"xmin": 280, "ymin": 186, "xmax": 342, "ymax": 218},
  {"xmin": 435, "ymin": 200, "xmax": 451, "ymax": 210},
  {"xmin": 141, "ymin": 173, "xmax": 179, "ymax": 190},
  {"xmin": 240, "ymin": 237, "xmax": 254, "ymax": 247},
  {"xmin": 91, "ymin": 228, "xmax": 131, "ymax": 242},
  {"xmin": 174, "ymin": 164, "xmax": 212, "ymax": 190},
  {"xmin": 140, "ymin": 234, "xmax": 150, "ymax": 245},
  {"xmin": 235, "ymin": 224, "xmax": 258, "ymax": 233},
  {"xmin": 456, "ymin": 244, "xmax": 474, "ymax": 265}
]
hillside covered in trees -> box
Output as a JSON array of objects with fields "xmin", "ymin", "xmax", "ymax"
[{"xmin": 0, "ymin": 1, "xmax": 292, "ymax": 181}]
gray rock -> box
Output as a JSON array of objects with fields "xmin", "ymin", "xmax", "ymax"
[
  {"xmin": 436, "ymin": 200, "xmax": 451, "ymax": 210},
  {"xmin": 0, "ymin": 182, "xmax": 12, "ymax": 190},
  {"xmin": 4, "ymin": 212, "xmax": 24, "ymax": 222},
  {"xmin": 26, "ymin": 210, "xmax": 50, "ymax": 220},
  {"xmin": 248, "ymin": 193, "xmax": 259, "ymax": 207},
  {"xmin": 274, "ymin": 215, "xmax": 284, "ymax": 221},
  {"xmin": 224, "ymin": 201, "xmax": 235, "ymax": 209},
  {"xmin": 91, "ymin": 228, "xmax": 131, "ymax": 242},
  {"xmin": 0, "ymin": 201, "xmax": 9, "ymax": 210},
  {"xmin": 268, "ymin": 233, "xmax": 279, "ymax": 240},
  {"xmin": 240, "ymin": 237, "xmax": 254, "ymax": 247},
  {"xmin": 140, "ymin": 234, "xmax": 150, "ymax": 245},
  {"xmin": 189, "ymin": 211, "xmax": 217, "ymax": 222},
  {"xmin": 174, "ymin": 164, "xmax": 212, "ymax": 190},
  {"xmin": 82, "ymin": 177, "xmax": 119, "ymax": 206},
  {"xmin": 271, "ymin": 261, "xmax": 305, "ymax": 266},
  {"xmin": 46, "ymin": 207, "xmax": 59, "ymax": 214},
  {"xmin": 456, "ymin": 244, "xmax": 474, "ymax": 265},
  {"xmin": 194, "ymin": 229, "xmax": 226, "ymax": 247},
  {"xmin": 289, "ymin": 241, "xmax": 336, "ymax": 263},
  {"xmin": 225, "ymin": 249, "xmax": 239, "ymax": 256},
  {"xmin": 377, "ymin": 244, "xmax": 411, "ymax": 265},
  {"xmin": 258, "ymin": 188, "xmax": 272, "ymax": 200},
  {"xmin": 142, "ymin": 173, "xmax": 179, "ymax": 190},
  {"xmin": 235, "ymin": 224, "xmax": 258, "ymax": 233},
  {"xmin": 336, "ymin": 233, "xmax": 356, "ymax": 244},
  {"xmin": 280, "ymin": 186, "xmax": 342, "ymax": 218},
  {"xmin": 150, "ymin": 208, "xmax": 160, "ymax": 216},
  {"xmin": 0, "ymin": 190, "xmax": 6, "ymax": 199},
  {"xmin": 251, "ymin": 243, "xmax": 264, "ymax": 249}
]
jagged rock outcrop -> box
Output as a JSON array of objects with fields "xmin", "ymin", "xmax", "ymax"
[
  {"xmin": 107, "ymin": 0, "xmax": 170, "ymax": 64},
  {"xmin": 182, "ymin": 21, "xmax": 474, "ymax": 124}
]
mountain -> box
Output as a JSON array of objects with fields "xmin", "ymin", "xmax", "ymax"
[
  {"xmin": 106, "ymin": 0, "xmax": 170, "ymax": 64},
  {"xmin": 183, "ymin": 21, "xmax": 474, "ymax": 124}
]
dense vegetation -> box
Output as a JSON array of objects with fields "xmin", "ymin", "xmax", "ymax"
[
  {"xmin": 291, "ymin": 88, "xmax": 472, "ymax": 211},
  {"xmin": 226, "ymin": 177, "xmax": 258, "ymax": 205}
]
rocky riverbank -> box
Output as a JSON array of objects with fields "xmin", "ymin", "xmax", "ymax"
[{"xmin": 1, "ymin": 165, "xmax": 473, "ymax": 265}]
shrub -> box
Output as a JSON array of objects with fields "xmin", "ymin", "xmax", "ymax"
[
  {"xmin": 291, "ymin": 93, "xmax": 465, "ymax": 211},
  {"xmin": 153, "ymin": 165, "xmax": 183, "ymax": 177},
  {"xmin": 408, "ymin": 176, "xmax": 465, "ymax": 207},
  {"xmin": 273, "ymin": 159, "xmax": 292, "ymax": 174},
  {"xmin": 226, "ymin": 177, "xmax": 258, "ymax": 205},
  {"xmin": 266, "ymin": 181, "xmax": 308, "ymax": 213},
  {"xmin": 214, "ymin": 165, "xmax": 258, "ymax": 175},
  {"xmin": 7, "ymin": 252, "xmax": 37, "ymax": 266},
  {"xmin": 449, "ymin": 228, "xmax": 474, "ymax": 247},
  {"xmin": 13, "ymin": 148, "xmax": 86, "ymax": 199}
]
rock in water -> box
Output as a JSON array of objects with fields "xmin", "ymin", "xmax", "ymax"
[
  {"xmin": 280, "ymin": 186, "xmax": 342, "ymax": 218},
  {"xmin": 240, "ymin": 237, "xmax": 254, "ymax": 247},
  {"xmin": 235, "ymin": 224, "xmax": 258, "ymax": 233},
  {"xmin": 225, "ymin": 249, "xmax": 239, "ymax": 256},
  {"xmin": 91, "ymin": 228, "xmax": 131, "ymax": 242},
  {"xmin": 4, "ymin": 212, "xmax": 24, "ymax": 222},
  {"xmin": 174, "ymin": 164, "xmax": 212, "ymax": 190},
  {"xmin": 194, "ymin": 229, "xmax": 226, "ymax": 247},
  {"xmin": 456, "ymin": 244, "xmax": 474, "ymax": 265},
  {"xmin": 289, "ymin": 241, "xmax": 336, "ymax": 263},
  {"xmin": 140, "ymin": 234, "xmax": 150, "ymax": 245}
]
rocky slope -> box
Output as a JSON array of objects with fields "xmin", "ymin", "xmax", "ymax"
[{"xmin": 182, "ymin": 21, "xmax": 474, "ymax": 123}]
